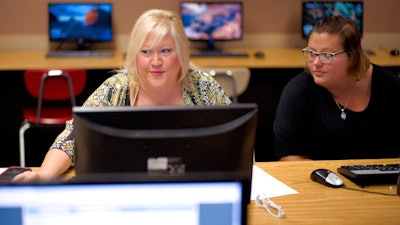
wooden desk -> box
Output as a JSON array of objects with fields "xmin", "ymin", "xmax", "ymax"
[
  {"xmin": 1, "ymin": 48, "xmax": 399, "ymax": 70},
  {"xmin": 51, "ymin": 158, "xmax": 400, "ymax": 225},
  {"xmin": 249, "ymin": 158, "xmax": 400, "ymax": 225},
  {"xmin": 0, "ymin": 50, "xmax": 126, "ymax": 70}
]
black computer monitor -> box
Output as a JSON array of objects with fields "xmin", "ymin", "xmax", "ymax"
[
  {"xmin": 302, "ymin": 1, "xmax": 363, "ymax": 38},
  {"xmin": 48, "ymin": 2, "xmax": 113, "ymax": 50},
  {"xmin": 72, "ymin": 103, "xmax": 258, "ymax": 202},
  {"xmin": 180, "ymin": 1, "xmax": 244, "ymax": 51}
]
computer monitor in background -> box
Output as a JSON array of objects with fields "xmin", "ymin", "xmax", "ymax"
[
  {"xmin": 48, "ymin": 2, "xmax": 113, "ymax": 50},
  {"xmin": 72, "ymin": 103, "xmax": 258, "ymax": 202},
  {"xmin": 302, "ymin": 1, "xmax": 363, "ymax": 38},
  {"xmin": 180, "ymin": 2, "xmax": 244, "ymax": 52}
]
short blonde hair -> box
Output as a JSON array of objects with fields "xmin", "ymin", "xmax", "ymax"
[{"xmin": 123, "ymin": 9, "xmax": 192, "ymax": 94}]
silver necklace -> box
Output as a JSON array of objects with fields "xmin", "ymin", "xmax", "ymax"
[
  {"xmin": 334, "ymin": 100, "xmax": 349, "ymax": 120},
  {"xmin": 334, "ymin": 89, "xmax": 354, "ymax": 120}
]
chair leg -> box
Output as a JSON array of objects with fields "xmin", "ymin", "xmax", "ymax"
[{"xmin": 19, "ymin": 122, "xmax": 31, "ymax": 167}]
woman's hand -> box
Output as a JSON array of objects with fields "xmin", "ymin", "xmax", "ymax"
[{"xmin": 11, "ymin": 149, "xmax": 72, "ymax": 183}]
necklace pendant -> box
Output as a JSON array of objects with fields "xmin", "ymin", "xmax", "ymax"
[{"xmin": 341, "ymin": 111, "xmax": 347, "ymax": 120}]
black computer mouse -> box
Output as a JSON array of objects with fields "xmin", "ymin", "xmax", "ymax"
[
  {"xmin": 254, "ymin": 51, "xmax": 264, "ymax": 59},
  {"xmin": 310, "ymin": 168, "xmax": 344, "ymax": 188},
  {"xmin": 390, "ymin": 49, "xmax": 399, "ymax": 56}
]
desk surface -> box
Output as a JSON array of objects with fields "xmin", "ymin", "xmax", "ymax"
[
  {"xmin": 53, "ymin": 158, "xmax": 400, "ymax": 225},
  {"xmin": 249, "ymin": 158, "xmax": 400, "ymax": 225},
  {"xmin": 1, "ymin": 48, "xmax": 399, "ymax": 70}
]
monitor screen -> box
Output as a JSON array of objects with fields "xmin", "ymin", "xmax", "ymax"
[
  {"xmin": 180, "ymin": 2, "xmax": 243, "ymax": 50},
  {"xmin": 302, "ymin": 1, "xmax": 363, "ymax": 38},
  {"xmin": 0, "ymin": 178, "xmax": 246, "ymax": 225},
  {"xmin": 72, "ymin": 103, "xmax": 258, "ymax": 202},
  {"xmin": 48, "ymin": 2, "xmax": 112, "ymax": 48}
]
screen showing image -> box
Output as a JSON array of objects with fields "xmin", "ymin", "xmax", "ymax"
[
  {"xmin": 180, "ymin": 2, "xmax": 243, "ymax": 41},
  {"xmin": 48, "ymin": 3, "xmax": 112, "ymax": 42},
  {"xmin": 302, "ymin": 1, "xmax": 363, "ymax": 38}
]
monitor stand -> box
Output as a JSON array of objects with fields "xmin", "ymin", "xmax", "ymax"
[
  {"xmin": 76, "ymin": 38, "xmax": 87, "ymax": 51},
  {"xmin": 190, "ymin": 40, "xmax": 248, "ymax": 58},
  {"xmin": 47, "ymin": 39, "xmax": 114, "ymax": 58},
  {"xmin": 51, "ymin": 38, "xmax": 94, "ymax": 52}
]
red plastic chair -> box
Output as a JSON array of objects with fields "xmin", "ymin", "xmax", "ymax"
[{"xmin": 19, "ymin": 69, "xmax": 87, "ymax": 166}]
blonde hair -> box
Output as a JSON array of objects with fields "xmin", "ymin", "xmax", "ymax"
[{"xmin": 121, "ymin": 9, "xmax": 193, "ymax": 94}]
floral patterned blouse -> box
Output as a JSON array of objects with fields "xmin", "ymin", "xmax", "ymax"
[{"xmin": 49, "ymin": 70, "xmax": 232, "ymax": 164}]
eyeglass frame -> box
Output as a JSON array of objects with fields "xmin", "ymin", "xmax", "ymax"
[
  {"xmin": 302, "ymin": 48, "xmax": 347, "ymax": 64},
  {"xmin": 255, "ymin": 193, "xmax": 285, "ymax": 218}
]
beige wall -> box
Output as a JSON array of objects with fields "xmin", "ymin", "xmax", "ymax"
[{"xmin": 1, "ymin": 0, "xmax": 399, "ymax": 50}]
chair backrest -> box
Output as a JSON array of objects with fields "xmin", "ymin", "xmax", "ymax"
[
  {"xmin": 201, "ymin": 67, "xmax": 251, "ymax": 103},
  {"xmin": 24, "ymin": 69, "xmax": 87, "ymax": 101}
]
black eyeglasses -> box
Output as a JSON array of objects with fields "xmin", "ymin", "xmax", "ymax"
[{"xmin": 302, "ymin": 48, "xmax": 346, "ymax": 64}]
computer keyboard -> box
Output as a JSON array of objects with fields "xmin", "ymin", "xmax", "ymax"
[
  {"xmin": 46, "ymin": 51, "xmax": 114, "ymax": 58},
  {"xmin": 337, "ymin": 163, "xmax": 400, "ymax": 186},
  {"xmin": 191, "ymin": 51, "xmax": 248, "ymax": 58}
]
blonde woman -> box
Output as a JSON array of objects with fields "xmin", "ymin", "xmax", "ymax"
[{"xmin": 15, "ymin": 9, "xmax": 231, "ymax": 182}]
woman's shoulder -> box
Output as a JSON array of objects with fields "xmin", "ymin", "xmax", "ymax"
[
  {"xmin": 185, "ymin": 69, "xmax": 232, "ymax": 105},
  {"xmin": 186, "ymin": 69, "xmax": 219, "ymax": 90},
  {"xmin": 98, "ymin": 71, "xmax": 130, "ymax": 91},
  {"xmin": 83, "ymin": 71, "xmax": 129, "ymax": 107},
  {"xmin": 372, "ymin": 64, "xmax": 398, "ymax": 77},
  {"xmin": 189, "ymin": 69, "xmax": 214, "ymax": 82},
  {"xmin": 103, "ymin": 71, "xmax": 130, "ymax": 85},
  {"xmin": 283, "ymin": 71, "xmax": 315, "ymax": 93},
  {"xmin": 372, "ymin": 64, "xmax": 400, "ymax": 85},
  {"xmin": 289, "ymin": 70, "xmax": 312, "ymax": 82}
]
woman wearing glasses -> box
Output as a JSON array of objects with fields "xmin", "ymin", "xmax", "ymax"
[{"xmin": 273, "ymin": 16, "xmax": 400, "ymax": 161}]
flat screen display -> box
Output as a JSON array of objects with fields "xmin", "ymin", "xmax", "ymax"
[
  {"xmin": 0, "ymin": 179, "xmax": 246, "ymax": 225},
  {"xmin": 72, "ymin": 103, "xmax": 258, "ymax": 203},
  {"xmin": 180, "ymin": 2, "xmax": 243, "ymax": 42},
  {"xmin": 302, "ymin": 1, "xmax": 363, "ymax": 38},
  {"xmin": 48, "ymin": 3, "xmax": 112, "ymax": 43}
]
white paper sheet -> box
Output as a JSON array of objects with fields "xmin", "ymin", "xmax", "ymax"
[{"xmin": 251, "ymin": 165, "xmax": 298, "ymax": 200}]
